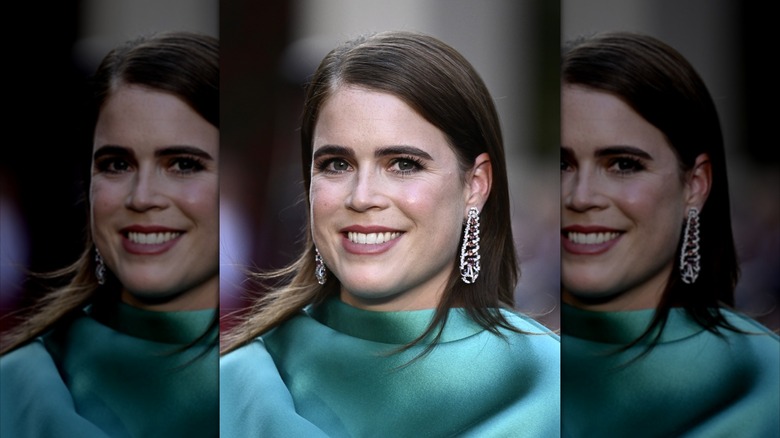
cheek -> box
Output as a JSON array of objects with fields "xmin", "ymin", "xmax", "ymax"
[
  {"xmin": 616, "ymin": 178, "xmax": 685, "ymax": 227},
  {"xmin": 90, "ymin": 179, "xmax": 124, "ymax": 226},
  {"xmin": 177, "ymin": 178, "xmax": 219, "ymax": 229},
  {"xmin": 310, "ymin": 178, "xmax": 344, "ymax": 209},
  {"xmin": 309, "ymin": 180, "xmax": 342, "ymax": 239},
  {"xmin": 400, "ymin": 180, "xmax": 464, "ymax": 229}
]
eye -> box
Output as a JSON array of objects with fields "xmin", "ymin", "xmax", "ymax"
[
  {"xmin": 95, "ymin": 157, "xmax": 132, "ymax": 174},
  {"xmin": 169, "ymin": 156, "xmax": 206, "ymax": 174},
  {"xmin": 390, "ymin": 157, "xmax": 424, "ymax": 174},
  {"xmin": 314, "ymin": 157, "xmax": 352, "ymax": 174},
  {"xmin": 609, "ymin": 157, "xmax": 645, "ymax": 174},
  {"xmin": 329, "ymin": 159, "xmax": 350, "ymax": 172}
]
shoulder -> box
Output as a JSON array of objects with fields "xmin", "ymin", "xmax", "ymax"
[
  {"xmin": 1, "ymin": 339, "xmax": 61, "ymax": 407},
  {"xmin": 717, "ymin": 309, "xmax": 780, "ymax": 366},
  {"xmin": 0, "ymin": 338, "xmax": 56, "ymax": 377},
  {"xmin": 500, "ymin": 309, "xmax": 560, "ymax": 342},
  {"xmin": 720, "ymin": 308, "xmax": 780, "ymax": 340},
  {"xmin": 221, "ymin": 336, "xmax": 297, "ymax": 391},
  {"xmin": 220, "ymin": 337, "xmax": 273, "ymax": 374},
  {"xmin": 219, "ymin": 338, "xmax": 328, "ymax": 437},
  {"xmin": 501, "ymin": 308, "xmax": 560, "ymax": 355},
  {"xmin": 1, "ymin": 339, "xmax": 110, "ymax": 437}
]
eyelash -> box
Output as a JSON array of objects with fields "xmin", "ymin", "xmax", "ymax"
[
  {"xmin": 314, "ymin": 158, "xmax": 352, "ymax": 174},
  {"xmin": 168, "ymin": 156, "xmax": 207, "ymax": 174},
  {"xmin": 94, "ymin": 157, "xmax": 131, "ymax": 174},
  {"xmin": 608, "ymin": 156, "xmax": 646, "ymax": 174},
  {"xmin": 389, "ymin": 156, "xmax": 425, "ymax": 175},
  {"xmin": 94, "ymin": 156, "xmax": 207, "ymax": 175},
  {"xmin": 313, "ymin": 156, "xmax": 426, "ymax": 175}
]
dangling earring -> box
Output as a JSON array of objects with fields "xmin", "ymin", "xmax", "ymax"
[
  {"xmin": 460, "ymin": 207, "xmax": 481, "ymax": 284},
  {"xmin": 314, "ymin": 248, "xmax": 327, "ymax": 285},
  {"xmin": 679, "ymin": 207, "xmax": 700, "ymax": 284},
  {"xmin": 95, "ymin": 248, "xmax": 106, "ymax": 286}
]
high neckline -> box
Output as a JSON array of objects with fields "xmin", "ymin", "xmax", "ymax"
[
  {"xmin": 89, "ymin": 300, "xmax": 216, "ymax": 345},
  {"xmin": 562, "ymin": 304, "xmax": 705, "ymax": 345},
  {"xmin": 307, "ymin": 298, "xmax": 485, "ymax": 345}
]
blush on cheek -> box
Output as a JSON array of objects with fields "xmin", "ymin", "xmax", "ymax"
[
  {"xmin": 396, "ymin": 182, "xmax": 439, "ymax": 210},
  {"xmin": 180, "ymin": 189, "xmax": 217, "ymax": 206}
]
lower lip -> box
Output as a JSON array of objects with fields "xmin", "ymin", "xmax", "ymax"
[
  {"xmin": 341, "ymin": 233, "xmax": 403, "ymax": 255},
  {"xmin": 561, "ymin": 233, "xmax": 622, "ymax": 255},
  {"xmin": 121, "ymin": 233, "xmax": 183, "ymax": 255}
]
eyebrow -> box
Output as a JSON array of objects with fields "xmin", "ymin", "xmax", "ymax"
[
  {"xmin": 155, "ymin": 146, "xmax": 214, "ymax": 160},
  {"xmin": 375, "ymin": 145, "xmax": 433, "ymax": 161},
  {"xmin": 93, "ymin": 145, "xmax": 132, "ymax": 161},
  {"xmin": 93, "ymin": 145, "xmax": 214, "ymax": 161},
  {"xmin": 561, "ymin": 145, "xmax": 653, "ymax": 159},
  {"xmin": 594, "ymin": 145, "xmax": 653, "ymax": 160},
  {"xmin": 313, "ymin": 145, "xmax": 353, "ymax": 161},
  {"xmin": 312, "ymin": 144, "xmax": 434, "ymax": 161}
]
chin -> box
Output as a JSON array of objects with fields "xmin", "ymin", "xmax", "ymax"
[
  {"xmin": 124, "ymin": 290, "xmax": 184, "ymax": 305},
  {"xmin": 116, "ymin": 274, "xmax": 183, "ymax": 297},
  {"xmin": 340, "ymin": 281, "xmax": 405, "ymax": 304},
  {"xmin": 565, "ymin": 288, "xmax": 622, "ymax": 305}
]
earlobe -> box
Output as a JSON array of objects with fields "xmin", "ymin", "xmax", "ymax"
[
  {"xmin": 686, "ymin": 153, "xmax": 712, "ymax": 210},
  {"xmin": 466, "ymin": 152, "xmax": 493, "ymax": 210}
]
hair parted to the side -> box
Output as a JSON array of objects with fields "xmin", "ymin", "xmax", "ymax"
[
  {"xmin": 221, "ymin": 30, "xmax": 524, "ymax": 354},
  {"xmin": 0, "ymin": 31, "xmax": 219, "ymax": 355},
  {"xmin": 562, "ymin": 31, "xmax": 740, "ymax": 345}
]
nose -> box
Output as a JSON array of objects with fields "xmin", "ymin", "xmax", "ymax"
[
  {"xmin": 345, "ymin": 168, "xmax": 389, "ymax": 212},
  {"xmin": 125, "ymin": 169, "xmax": 168, "ymax": 212},
  {"xmin": 563, "ymin": 167, "xmax": 606, "ymax": 212}
]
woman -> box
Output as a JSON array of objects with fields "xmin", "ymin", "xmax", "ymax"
[
  {"xmin": 0, "ymin": 32, "xmax": 219, "ymax": 437},
  {"xmin": 560, "ymin": 31, "xmax": 779, "ymax": 437},
  {"xmin": 220, "ymin": 31, "xmax": 560, "ymax": 437}
]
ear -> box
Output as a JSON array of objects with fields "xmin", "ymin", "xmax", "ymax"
[
  {"xmin": 464, "ymin": 152, "xmax": 492, "ymax": 211},
  {"xmin": 684, "ymin": 153, "xmax": 712, "ymax": 211}
]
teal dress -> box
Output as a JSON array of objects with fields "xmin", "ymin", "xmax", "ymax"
[
  {"xmin": 0, "ymin": 301, "xmax": 218, "ymax": 437},
  {"xmin": 220, "ymin": 298, "xmax": 561, "ymax": 437},
  {"xmin": 561, "ymin": 305, "xmax": 780, "ymax": 437}
]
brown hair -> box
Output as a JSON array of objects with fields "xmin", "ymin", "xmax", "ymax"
[
  {"xmin": 1, "ymin": 31, "xmax": 219, "ymax": 355},
  {"xmin": 562, "ymin": 31, "xmax": 740, "ymax": 345},
  {"xmin": 222, "ymin": 31, "xmax": 523, "ymax": 353}
]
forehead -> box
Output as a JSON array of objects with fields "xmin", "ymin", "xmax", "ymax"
[
  {"xmin": 313, "ymin": 86, "xmax": 451, "ymax": 151},
  {"xmin": 562, "ymin": 85, "xmax": 671, "ymax": 156},
  {"xmin": 94, "ymin": 85, "xmax": 217, "ymax": 155}
]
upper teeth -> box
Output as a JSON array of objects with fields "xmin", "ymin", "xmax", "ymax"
[
  {"xmin": 568, "ymin": 232, "xmax": 619, "ymax": 244},
  {"xmin": 127, "ymin": 232, "xmax": 181, "ymax": 244},
  {"xmin": 347, "ymin": 231, "xmax": 401, "ymax": 244}
]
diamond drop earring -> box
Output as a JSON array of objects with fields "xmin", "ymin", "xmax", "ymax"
[
  {"xmin": 679, "ymin": 207, "xmax": 701, "ymax": 284},
  {"xmin": 95, "ymin": 248, "xmax": 106, "ymax": 286},
  {"xmin": 459, "ymin": 207, "xmax": 481, "ymax": 284},
  {"xmin": 314, "ymin": 248, "xmax": 327, "ymax": 285}
]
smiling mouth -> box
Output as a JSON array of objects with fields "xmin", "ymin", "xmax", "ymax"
[
  {"xmin": 346, "ymin": 231, "xmax": 401, "ymax": 245},
  {"xmin": 565, "ymin": 231, "xmax": 621, "ymax": 244},
  {"xmin": 126, "ymin": 231, "xmax": 182, "ymax": 245}
]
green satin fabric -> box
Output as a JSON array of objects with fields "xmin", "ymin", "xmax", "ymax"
[
  {"xmin": 220, "ymin": 298, "xmax": 561, "ymax": 437},
  {"xmin": 561, "ymin": 305, "xmax": 780, "ymax": 437},
  {"xmin": 0, "ymin": 301, "xmax": 218, "ymax": 437}
]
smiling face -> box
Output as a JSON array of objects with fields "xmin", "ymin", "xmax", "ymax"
[
  {"xmin": 561, "ymin": 85, "xmax": 698, "ymax": 311},
  {"xmin": 310, "ymin": 86, "xmax": 488, "ymax": 311},
  {"xmin": 91, "ymin": 84, "xmax": 219, "ymax": 311}
]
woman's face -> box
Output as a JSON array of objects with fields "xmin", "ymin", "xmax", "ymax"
[
  {"xmin": 91, "ymin": 84, "xmax": 219, "ymax": 311},
  {"xmin": 310, "ymin": 86, "xmax": 487, "ymax": 311},
  {"xmin": 561, "ymin": 85, "xmax": 694, "ymax": 311}
]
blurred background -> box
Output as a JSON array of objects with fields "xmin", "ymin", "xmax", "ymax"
[
  {"xmin": 1, "ymin": 0, "xmax": 217, "ymax": 333},
  {"xmin": 219, "ymin": 0, "xmax": 562, "ymax": 332},
  {"xmin": 562, "ymin": 0, "xmax": 778, "ymax": 331}
]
